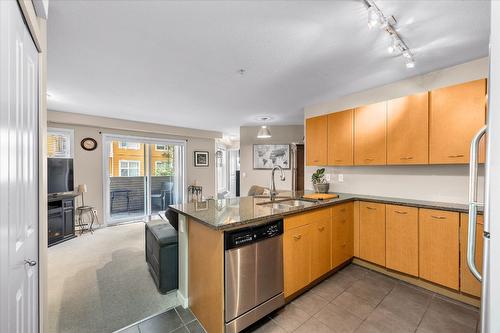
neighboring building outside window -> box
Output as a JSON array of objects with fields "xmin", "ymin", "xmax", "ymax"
[
  {"xmin": 155, "ymin": 144, "xmax": 167, "ymax": 151},
  {"xmin": 119, "ymin": 160, "xmax": 140, "ymax": 177},
  {"xmin": 47, "ymin": 127, "xmax": 74, "ymax": 158},
  {"xmin": 118, "ymin": 141, "xmax": 140, "ymax": 149}
]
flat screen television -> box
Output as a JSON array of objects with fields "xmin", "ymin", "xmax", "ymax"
[{"xmin": 48, "ymin": 158, "xmax": 74, "ymax": 194}]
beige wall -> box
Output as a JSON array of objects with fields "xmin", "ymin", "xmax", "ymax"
[
  {"xmin": 304, "ymin": 57, "xmax": 489, "ymax": 204},
  {"xmin": 240, "ymin": 125, "xmax": 304, "ymax": 196},
  {"xmin": 48, "ymin": 111, "xmax": 218, "ymax": 224}
]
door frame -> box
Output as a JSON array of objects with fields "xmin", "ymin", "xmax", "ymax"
[{"xmin": 102, "ymin": 133, "xmax": 186, "ymax": 225}]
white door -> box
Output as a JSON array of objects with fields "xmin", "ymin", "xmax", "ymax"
[
  {"xmin": 484, "ymin": 2, "xmax": 500, "ymax": 332},
  {"xmin": 0, "ymin": 1, "xmax": 40, "ymax": 333}
]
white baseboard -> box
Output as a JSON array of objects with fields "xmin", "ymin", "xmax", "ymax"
[{"xmin": 177, "ymin": 290, "xmax": 188, "ymax": 308}]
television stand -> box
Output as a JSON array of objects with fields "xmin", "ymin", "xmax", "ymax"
[{"xmin": 48, "ymin": 193, "xmax": 78, "ymax": 247}]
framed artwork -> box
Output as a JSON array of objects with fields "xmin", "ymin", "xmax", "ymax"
[
  {"xmin": 194, "ymin": 151, "xmax": 209, "ymax": 167},
  {"xmin": 253, "ymin": 144, "xmax": 290, "ymax": 170}
]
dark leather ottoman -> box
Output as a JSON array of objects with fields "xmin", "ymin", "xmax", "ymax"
[{"xmin": 145, "ymin": 221, "xmax": 178, "ymax": 294}]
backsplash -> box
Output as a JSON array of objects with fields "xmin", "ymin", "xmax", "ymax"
[{"xmin": 305, "ymin": 165, "xmax": 485, "ymax": 204}]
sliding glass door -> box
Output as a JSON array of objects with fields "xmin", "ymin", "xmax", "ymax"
[{"xmin": 103, "ymin": 135, "xmax": 185, "ymax": 225}]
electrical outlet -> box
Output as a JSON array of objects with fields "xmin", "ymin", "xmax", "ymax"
[
  {"xmin": 325, "ymin": 174, "xmax": 331, "ymax": 182},
  {"xmin": 338, "ymin": 174, "xmax": 344, "ymax": 182}
]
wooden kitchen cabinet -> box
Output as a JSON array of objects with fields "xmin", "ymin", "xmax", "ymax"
[
  {"xmin": 310, "ymin": 209, "xmax": 332, "ymax": 281},
  {"xmin": 460, "ymin": 213, "xmax": 484, "ymax": 297},
  {"xmin": 385, "ymin": 205, "xmax": 419, "ymax": 276},
  {"xmin": 419, "ymin": 209, "xmax": 460, "ymax": 290},
  {"xmin": 306, "ymin": 115, "xmax": 328, "ymax": 166},
  {"xmin": 332, "ymin": 202, "xmax": 354, "ymax": 268},
  {"xmin": 429, "ymin": 79, "xmax": 487, "ymax": 164},
  {"xmin": 354, "ymin": 102, "xmax": 387, "ymax": 165},
  {"xmin": 387, "ymin": 93, "xmax": 429, "ymax": 165},
  {"xmin": 284, "ymin": 223, "xmax": 311, "ymax": 297},
  {"xmin": 359, "ymin": 202, "xmax": 386, "ymax": 266},
  {"xmin": 353, "ymin": 201, "xmax": 360, "ymax": 257},
  {"xmin": 328, "ymin": 109, "xmax": 354, "ymax": 166}
]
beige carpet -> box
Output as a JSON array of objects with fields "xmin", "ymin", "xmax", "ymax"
[{"xmin": 48, "ymin": 222, "xmax": 178, "ymax": 333}]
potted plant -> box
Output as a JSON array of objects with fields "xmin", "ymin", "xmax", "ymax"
[{"xmin": 312, "ymin": 168, "xmax": 330, "ymax": 193}]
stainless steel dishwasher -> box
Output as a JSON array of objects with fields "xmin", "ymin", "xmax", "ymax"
[{"xmin": 224, "ymin": 219, "xmax": 284, "ymax": 333}]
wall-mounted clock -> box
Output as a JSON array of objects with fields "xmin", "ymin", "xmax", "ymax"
[{"xmin": 80, "ymin": 137, "xmax": 98, "ymax": 151}]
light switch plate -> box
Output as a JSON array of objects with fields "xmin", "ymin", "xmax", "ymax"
[{"xmin": 338, "ymin": 174, "xmax": 344, "ymax": 182}]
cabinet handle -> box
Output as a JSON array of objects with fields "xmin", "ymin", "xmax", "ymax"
[
  {"xmin": 431, "ymin": 215, "xmax": 446, "ymax": 220},
  {"xmin": 313, "ymin": 159, "xmax": 319, "ymax": 162},
  {"xmin": 340, "ymin": 208, "xmax": 346, "ymax": 212},
  {"xmin": 365, "ymin": 158, "xmax": 375, "ymax": 161},
  {"xmin": 394, "ymin": 211, "xmax": 408, "ymax": 215},
  {"xmin": 335, "ymin": 159, "xmax": 343, "ymax": 162},
  {"xmin": 448, "ymin": 154, "xmax": 465, "ymax": 158},
  {"xmin": 318, "ymin": 226, "xmax": 325, "ymax": 231},
  {"xmin": 400, "ymin": 156, "xmax": 414, "ymax": 160},
  {"xmin": 366, "ymin": 206, "xmax": 376, "ymax": 210},
  {"xmin": 293, "ymin": 234, "xmax": 302, "ymax": 240}
]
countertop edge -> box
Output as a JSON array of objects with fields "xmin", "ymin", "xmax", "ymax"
[{"xmin": 169, "ymin": 194, "xmax": 475, "ymax": 231}]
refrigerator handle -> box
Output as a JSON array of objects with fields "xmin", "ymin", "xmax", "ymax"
[{"xmin": 467, "ymin": 125, "xmax": 487, "ymax": 282}]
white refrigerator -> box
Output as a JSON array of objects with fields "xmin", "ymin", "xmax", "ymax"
[{"xmin": 475, "ymin": 2, "xmax": 500, "ymax": 332}]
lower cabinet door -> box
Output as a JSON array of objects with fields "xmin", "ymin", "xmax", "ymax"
[
  {"xmin": 311, "ymin": 217, "xmax": 332, "ymax": 281},
  {"xmin": 284, "ymin": 224, "xmax": 311, "ymax": 297},
  {"xmin": 385, "ymin": 205, "xmax": 419, "ymax": 276},
  {"xmin": 419, "ymin": 209, "xmax": 459, "ymax": 290},
  {"xmin": 460, "ymin": 213, "xmax": 483, "ymax": 297},
  {"xmin": 359, "ymin": 202, "xmax": 386, "ymax": 266},
  {"xmin": 332, "ymin": 202, "xmax": 354, "ymax": 268}
]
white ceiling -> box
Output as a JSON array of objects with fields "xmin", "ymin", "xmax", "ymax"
[{"xmin": 47, "ymin": 0, "xmax": 490, "ymax": 136}]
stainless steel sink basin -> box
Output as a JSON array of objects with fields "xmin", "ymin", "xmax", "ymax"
[{"xmin": 257, "ymin": 199, "xmax": 316, "ymax": 210}]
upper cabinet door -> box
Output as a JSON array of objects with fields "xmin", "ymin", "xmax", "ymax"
[
  {"xmin": 354, "ymin": 102, "xmax": 387, "ymax": 165},
  {"xmin": 387, "ymin": 93, "xmax": 429, "ymax": 165},
  {"xmin": 328, "ymin": 109, "xmax": 354, "ymax": 166},
  {"xmin": 429, "ymin": 79, "xmax": 487, "ymax": 164},
  {"xmin": 306, "ymin": 115, "xmax": 328, "ymax": 166}
]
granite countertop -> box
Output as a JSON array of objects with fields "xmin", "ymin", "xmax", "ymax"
[{"xmin": 169, "ymin": 191, "xmax": 473, "ymax": 231}]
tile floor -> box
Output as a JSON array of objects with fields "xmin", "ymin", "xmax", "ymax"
[
  {"xmin": 117, "ymin": 264, "xmax": 479, "ymax": 333},
  {"xmin": 116, "ymin": 306, "xmax": 205, "ymax": 333},
  {"xmin": 245, "ymin": 264, "xmax": 479, "ymax": 333}
]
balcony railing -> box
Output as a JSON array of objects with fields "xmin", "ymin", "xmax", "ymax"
[{"xmin": 109, "ymin": 176, "xmax": 175, "ymax": 220}]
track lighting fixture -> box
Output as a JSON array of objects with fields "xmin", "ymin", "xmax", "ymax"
[{"xmin": 363, "ymin": 0, "xmax": 415, "ymax": 69}]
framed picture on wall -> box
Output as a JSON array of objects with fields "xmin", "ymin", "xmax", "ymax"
[
  {"xmin": 194, "ymin": 151, "xmax": 209, "ymax": 167},
  {"xmin": 253, "ymin": 144, "xmax": 290, "ymax": 170}
]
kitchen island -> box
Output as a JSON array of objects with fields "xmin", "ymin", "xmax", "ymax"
[{"xmin": 170, "ymin": 192, "xmax": 479, "ymax": 333}]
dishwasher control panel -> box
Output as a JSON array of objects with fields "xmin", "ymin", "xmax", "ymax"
[{"xmin": 224, "ymin": 220, "xmax": 283, "ymax": 250}]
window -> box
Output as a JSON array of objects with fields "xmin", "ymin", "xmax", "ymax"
[
  {"xmin": 119, "ymin": 160, "xmax": 140, "ymax": 177},
  {"xmin": 47, "ymin": 128, "xmax": 73, "ymax": 158},
  {"xmin": 155, "ymin": 144, "xmax": 167, "ymax": 151},
  {"xmin": 118, "ymin": 141, "xmax": 140, "ymax": 150},
  {"xmin": 216, "ymin": 148, "xmax": 227, "ymax": 193}
]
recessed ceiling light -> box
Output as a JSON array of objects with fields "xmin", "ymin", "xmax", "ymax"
[{"xmin": 237, "ymin": 69, "xmax": 246, "ymax": 75}]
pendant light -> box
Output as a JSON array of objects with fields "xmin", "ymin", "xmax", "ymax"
[{"xmin": 257, "ymin": 125, "xmax": 272, "ymax": 139}]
